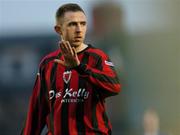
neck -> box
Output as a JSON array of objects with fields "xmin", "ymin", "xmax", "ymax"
[{"xmin": 74, "ymin": 43, "xmax": 88, "ymax": 53}]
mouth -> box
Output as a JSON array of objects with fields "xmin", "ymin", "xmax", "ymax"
[
  {"xmin": 74, "ymin": 36, "xmax": 82, "ymax": 42},
  {"xmin": 74, "ymin": 36, "xmax": 82, "ymax": 39}
]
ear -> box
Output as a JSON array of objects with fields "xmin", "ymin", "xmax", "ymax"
[{"xmin": 54, "ymin": 25, "xmax": 62, "ymax": 35}]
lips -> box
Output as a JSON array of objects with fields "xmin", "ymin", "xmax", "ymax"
[
  {"xmin": 74, "ymin": 36, "xmax": 82, "ymax": 39},
  {"xmin": 74, "ymin": 36, "xmax": 82, "ymax": 42}
]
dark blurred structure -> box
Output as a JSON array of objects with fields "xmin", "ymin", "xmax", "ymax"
[
  {"xmin": 88, "ymin": 2, "xmax": 129, "ymax": 135},
  {"xmin": 88, "ymin": 1, "xmax": 180, "ymax": 135},
  {"xmin": 0, "ymin": 35, "xmax": 57, "ymax": 134}
]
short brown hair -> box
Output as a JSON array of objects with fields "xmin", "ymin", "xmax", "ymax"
[{"xmin": 56, "ymin": 3, "xmax": 85, "ymax": 24}]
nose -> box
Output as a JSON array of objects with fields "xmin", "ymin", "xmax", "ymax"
[{"xmin": 75, "ymin": 24, "xmax": 82, "ymax": 33}]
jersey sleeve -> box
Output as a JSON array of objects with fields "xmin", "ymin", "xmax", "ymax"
[
  {"xmin": 74, "ymin": 52, "xmax": 121, "ymax": 98},
  {"xmin": 21, "ymin": 64, "xmax": 49, "ymax": 135}
]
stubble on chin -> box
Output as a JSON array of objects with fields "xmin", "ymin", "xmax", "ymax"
[{"xmin": 70, "ymin": 42, "xmax": 82, "ymax": 48}]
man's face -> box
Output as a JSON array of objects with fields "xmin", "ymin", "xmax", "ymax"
[{"xmin": 59, "ymin": 11, "xmax": 87, "ymax": 47}]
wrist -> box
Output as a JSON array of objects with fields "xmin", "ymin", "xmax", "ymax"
[{"xmin": 72, "ymin": 63, "xmax": 87, "ymax": 75}]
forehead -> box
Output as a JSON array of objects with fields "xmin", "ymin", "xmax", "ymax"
[{"xmin": 63, "ymin": 11, "xmax": 87, "ymax": 23}]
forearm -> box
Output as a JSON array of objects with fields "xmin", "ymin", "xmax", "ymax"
[{"xmin": 73, "ymin": 63, "xmax": 121, "ymax": 96}]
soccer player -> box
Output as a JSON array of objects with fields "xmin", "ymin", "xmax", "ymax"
[{"xmin": 21, "ymin": 3, "xmax": 121, "ymax": 135}]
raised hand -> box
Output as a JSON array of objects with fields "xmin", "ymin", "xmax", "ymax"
[{"xmin": 54, "ymin": 41, "xmax": 80, "ymax": 68}]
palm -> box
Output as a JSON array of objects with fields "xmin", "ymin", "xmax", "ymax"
[{"xmin": 54, "ymin": 41, "xmax": 80, "ymax": 68}]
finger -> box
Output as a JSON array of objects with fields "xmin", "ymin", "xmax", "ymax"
[
  {"xmin": 60, "ymin": 35, "xmax": 64, "ymax": 41},
  {"xmin": 60, "ymin": 41, "xmax": 68, "ymax": 54},
  {"xmin": 66, "ymin": 41, "xmax": 74, "ymax": 55},
  {"xmin": 72, "ymin": 47, "xmax": 77, "ymax": 56},
  {"xmin": 72, "ymin": 47, "xmax": 80, "ymax": 66},
  {"xmin": 61, "ymin": 41, "xmax": 74, "ymax": 56},
  {"xmin": 58, "ymin": 41, "xmax": 64, "ymax": 51},
  {"xmin": 58, "ymin": 41, "xmax": 62, "ymax": 49},
  {"xmin": 54, "ymin": 59, "xmax": 66, "ymax": 66}
]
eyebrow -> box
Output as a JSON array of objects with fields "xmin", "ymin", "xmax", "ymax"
[{"xmin": 68, "ymin": 21, "xmax": 86, "ymax": 25}]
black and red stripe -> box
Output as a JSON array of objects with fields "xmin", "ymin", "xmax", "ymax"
[{"xmin": 22, "ymin": 45, "xmax": 121, "ymax": 135}]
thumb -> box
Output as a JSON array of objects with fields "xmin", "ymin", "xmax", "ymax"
[{"xmin": 54, "ymin": 59, "xmax": 66, "ymax": 66}]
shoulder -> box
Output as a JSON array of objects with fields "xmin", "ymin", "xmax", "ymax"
[
  {"xmin": 39, "ymin": 49, "xmax": 61, "ymax": 69},
  {"xmin": 86, "ymin": 44, "xmax": 108, "ymax": 59}
]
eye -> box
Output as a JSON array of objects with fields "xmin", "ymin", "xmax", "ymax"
[
  {"xmin": 68, "ymin": 22, "xmax": 77, "ymax": 27},
  {"xmin": 81, "ymin": 22, "xmax": 86, "ymax": 26}
]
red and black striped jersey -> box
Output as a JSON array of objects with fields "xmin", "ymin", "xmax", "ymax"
[{"xmin": 22, "ymin": 44, "xmax": 121, "ymax": 135}]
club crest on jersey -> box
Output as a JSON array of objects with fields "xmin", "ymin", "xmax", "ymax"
[{"xmin": 63, "ymin": 70, "xmax": 72, "ymax": 84}]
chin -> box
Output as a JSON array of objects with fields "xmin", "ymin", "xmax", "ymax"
[{"xmin": 71, "ymin": 42, "xmax": 82, "ymax": 47}]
